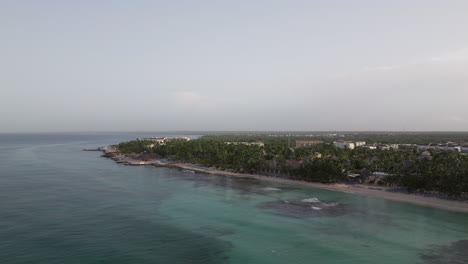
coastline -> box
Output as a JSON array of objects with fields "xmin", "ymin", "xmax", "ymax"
[
  {"xmin": 171, "ymin": 162, "xmax": 468, "ymax": 214},
  {"xmin": 103, "ymin": 152, "xmax": 468, "ymax": 214}
]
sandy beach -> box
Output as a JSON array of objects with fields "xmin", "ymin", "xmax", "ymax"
[
  {"xmin": 106, "ymin": 154, "xmax": 468, "ymax": 214},
  {"xmin": 169, "ymin": 162, "xmax": 468, "ymax": 214}
]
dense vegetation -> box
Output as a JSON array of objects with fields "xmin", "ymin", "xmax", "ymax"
[
  {"xmin": 117, "ymin": 140, "xmax": 155, "ymax": 154},
  {"xmin": 385, "ymin": 151, "xmax": 468, "ymax": 196},
  {"xmin": 114, "ymin": 134, "xmax": 468, "ymax": 197},
  {"xmin": 202, "ymin": 132, "xmax": 468, "ymax": 145}
]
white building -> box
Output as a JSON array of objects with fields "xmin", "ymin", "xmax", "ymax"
[
  {"xmin": 450, "ymin": 146, "xmax": 462, "ymax": 152},
  {"xmin": 333, "ymin": 141, "xmax": 355, "ymax": 149},
  {"xmin": 417, "ymin": 143, "xmax": 461, "ymax": 152},
  {"xmin": 462, "ymin": 145, "xmax": 468, "ymax": 153},
  {"xmin": 145, "ymin": 137, "xmax": 166, "ymax": 144},
  {"xmin": 380, "ymin": 144, "xmax": 399, "ymax": 150},
  {"xmin": 354, "ymin": 141, "xmax": 366, "ymax": 147},
  {"xmin": 363, "ymin": 145, "xmax": 377, "ymax": 150}
]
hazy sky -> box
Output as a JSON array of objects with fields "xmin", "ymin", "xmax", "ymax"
[{"xmin": 1, "ymin": 0, "xmax": 468, "ymax": 132}]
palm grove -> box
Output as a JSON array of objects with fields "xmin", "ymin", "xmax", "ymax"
[{"xmin": 116, "ymin": 135, "xmax": 468, "ymax": 197}]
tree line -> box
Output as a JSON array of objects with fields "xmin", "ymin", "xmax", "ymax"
[{"xmin": 114, "ymin": 135, "xmax": 468, "ymax": 197}]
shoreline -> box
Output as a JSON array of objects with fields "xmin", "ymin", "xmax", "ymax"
[
  {"xmin": 169, "ymin": 162, "xmax": 468, "ymax": 214},
  {"xmin": 103, "ymin": 153, "xmax": 468, "ymax": 214}
]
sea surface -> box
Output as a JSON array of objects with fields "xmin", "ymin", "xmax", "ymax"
[{"xmin": 1, "ymin": 133, "xmax": 467, "ymax": 264}]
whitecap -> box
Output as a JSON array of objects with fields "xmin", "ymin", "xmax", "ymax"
[
  {"xmin": 322, "ymin": 202, "xmax": 338, "ymax": 207},
  {"xmin": 311, "ymin": 206, "xmax": 322, "ymax": 210},
  {"xmin": 301, "ymin": 198, "xmax": 321, "ymax": 203},
  {"xmin": 262, "ymin": 187, "xmax": 281, "ymax": 191}
]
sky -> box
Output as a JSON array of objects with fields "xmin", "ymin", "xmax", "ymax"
[{"xmin": 1, "ymin": 0, "xmax": 468, "ymax": 132}]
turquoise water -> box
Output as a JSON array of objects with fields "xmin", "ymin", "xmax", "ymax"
[{"xmin": 0, "ymin": 133, "xmax": 467, "ymax": 264}]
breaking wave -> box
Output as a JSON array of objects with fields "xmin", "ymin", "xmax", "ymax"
[{"xmin": 301, "ymin": 198, "xmax": 321, "ymax": 203}]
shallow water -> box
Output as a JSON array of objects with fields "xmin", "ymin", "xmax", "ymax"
[{"xmin": 1, "ymin": 133, "xmax": 467, "ymax": 264}]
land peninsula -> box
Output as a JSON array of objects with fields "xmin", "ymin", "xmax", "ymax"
[{"xmin": 94, "ymin": 132, "xmax": 468, "ymax": 213}]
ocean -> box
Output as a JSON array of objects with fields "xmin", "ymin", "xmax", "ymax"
[{"xmin": 0, "ymin": 133, "xmax": 467, "ymax": 264}]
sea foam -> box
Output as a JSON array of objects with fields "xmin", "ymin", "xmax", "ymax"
[
  {"xmin": 301, "ymin": 198, "xmax": 321, "ymax": 203},
  {"xmin": 261, "ymin": 187, "xmax": 281, "ymax": 191}
]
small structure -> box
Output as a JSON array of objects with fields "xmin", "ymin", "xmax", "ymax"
[{"xmin": 347, "ymin": 173, "xmax": 362, "ymax": 183}]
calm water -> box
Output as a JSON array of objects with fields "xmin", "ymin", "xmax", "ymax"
[{"xmin": 1, "ymin": 133, "xmax": 467, "ymax": 264}]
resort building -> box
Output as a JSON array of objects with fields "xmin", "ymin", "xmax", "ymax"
[
  {"xmin": 416, "ymin": 143, "xmax": 461, "ymax": 152},
  {"xmin": 333, "ymin": 141, "xmax": 359, "ymax": 149},
  {"xmin": 144, "ymin": 137, "xmax": 166, "ymax": 144},
  {"xmin": 144, "ymin": 137, "xmax": 190, "ymax": 145},
  {"xmin": 380, "ymin": 144, "xmax": 399, "ymax": 150},
  {"xmin": 462, "ymin": 144, "xmax": 468, "ymax": 153},
  {"xmin": 354, "ymin": 141, "xmax": 366, "ymax": 147},
  {"xmin": 293, "ymin": 140, "xmax": 324, "ymax": 148}
]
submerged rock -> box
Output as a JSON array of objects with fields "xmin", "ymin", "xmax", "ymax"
[
  {"xmin": 257, "ymin": 198, "xmax": 354, "ymax": 218},
  {"xmin": 420, "ymin": 240, "xmax": 468, "ymax": 264},
  {"xmin": 174, "ymin": 172, "xmax": 296, "ymax": 195}
]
